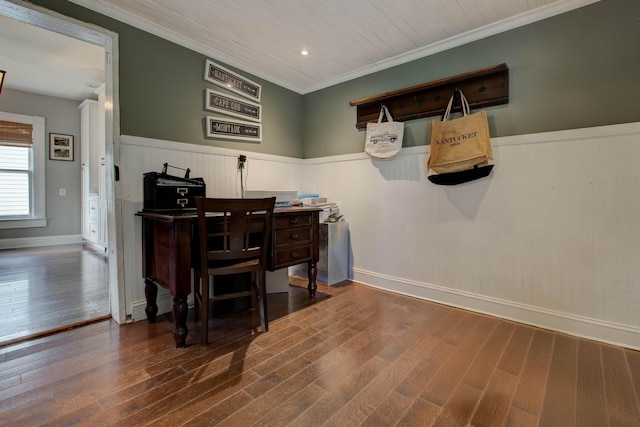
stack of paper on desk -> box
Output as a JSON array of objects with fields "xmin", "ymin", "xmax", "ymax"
[
  {"xmin": 297, "ymin": 194, "xmax": 343, "ymax": 222},
  {"xmin": 299, "ymin": 196, "xmax": 327, "ymax": 205},
  {"xmin": 245, "ymin": 190, "xmax": 297, "ymax": 207},
  {"xmin": 314, "ymin": 202, "xmax": 340, "ymax": 222}
]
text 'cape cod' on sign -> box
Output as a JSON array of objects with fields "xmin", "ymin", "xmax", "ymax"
[
  {"xmin": 206, "ymin": 116, "xmax": 262, "ymax": 142},
  {"xmin": 204, "ymin": 59, "xmax": 262, "ymax": 102},
  {"xmin": 205, "ymin": 88, "xmax": 261, "ymax": 122}
]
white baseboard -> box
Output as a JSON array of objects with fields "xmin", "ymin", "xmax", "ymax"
[
  {"xmin": 354, "ymin": 268, "xmax": 640, "ymax": 351},
  {"xmin": 84, "ymin": 240, "xmax": 107, "ymax": 253},
  {"xmin": 0, "ymin": 234, "xmax": 83, "ymax": 250}
]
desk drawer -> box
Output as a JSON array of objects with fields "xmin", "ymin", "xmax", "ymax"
[
  {"xmin": 274, "ymin": 212, "xmax": 313, "ymax": 230},
  {"xmin": 274, "ymin": 227, "xmax": 312, "ymax": 247},
  {"xmin": 274, "ymin": 245, "xmax": 311, "ymax": 266},
  {"xmin": 268, "ymin": 208, "xmax": 319, "ymax": 271}
]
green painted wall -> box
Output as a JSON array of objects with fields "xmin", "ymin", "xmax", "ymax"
[
  {"xmin": 302, "ymin": 0, "xmax": 640, "ymax": 158},
  {"xmin": 116, "ymin": 25, "xmax": 303, "ymax": 157},
  {"xmin": 30, "ymin": 0, "xmax": 304, "ymax": 158},
  {"xmin": 29, "ymin": 0, "xmax": 640, "ymax": 160}
]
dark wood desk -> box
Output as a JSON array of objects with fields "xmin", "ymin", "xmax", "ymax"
[{"xmin": 137, "ymin": 207, "xmax": 320, "ymax": 347}]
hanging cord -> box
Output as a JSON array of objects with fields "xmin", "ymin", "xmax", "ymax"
[
  {"xmin": 240, "ymin": 165, "xmax": 245, "ymax": 198},
  {"xmin": 237, "ymin": 155, "xmax": 247, "ymax": 198}
]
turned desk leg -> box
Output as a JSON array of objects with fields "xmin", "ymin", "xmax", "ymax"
[
  {"xmin": 145, "ymin": 279, "xmax": 187, "ymax": 348},
  {"xmin": 308, "ymin": 260, "xmax": 317, "ymax": 297},
  {"xmin": 172, "ymin": 297, "xmax": 188, "ymax": 348},
  {"xmin": 144, "ymin": 279, "xmax": 158, "ymax": 323}
]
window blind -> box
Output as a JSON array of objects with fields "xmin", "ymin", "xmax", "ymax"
[{"xmin": 0, "ymin": 120, "xmax": 34, "ymax": 147}]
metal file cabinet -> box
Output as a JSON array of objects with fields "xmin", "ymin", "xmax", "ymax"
[{"xmin": 290, "ymin": 221, "xmax": 349, "ymax": 286}]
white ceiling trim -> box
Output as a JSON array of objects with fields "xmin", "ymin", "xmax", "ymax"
[
  {"xmin": 304, "ymin": 0, "xmax": 601, "ymax": 93},
  {"xmin": 68, "ymin": 0, "xmax": 599, "ymax": 95},
  {"xmin": 66, "ymin": 0, "xmax": 301, "ymax": 92}
]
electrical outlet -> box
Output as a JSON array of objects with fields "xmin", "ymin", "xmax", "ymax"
[{"xmin": 237, "ymin": 154, "xmax": 246, "ymax": 170}]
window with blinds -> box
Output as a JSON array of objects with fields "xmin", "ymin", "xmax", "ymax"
[{"xmin": 0, "ymin": 120, "xmax": 34, "ymax": 217}]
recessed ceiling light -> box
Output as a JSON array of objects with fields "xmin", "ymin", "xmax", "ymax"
[{"xmin": 300, "ymin": 50, "xmax": 309, "ymax": 56}]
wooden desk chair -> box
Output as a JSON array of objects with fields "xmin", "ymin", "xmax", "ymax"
[{"xmin": 193, "ymin": 196, "xmax": 276, "ymax": 346}]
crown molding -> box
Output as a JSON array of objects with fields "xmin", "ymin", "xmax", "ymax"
[
  {"xmin": 67, "ymin": 0, "xmax": 599, "ymax": 94},
  {"xmin": 301, "ymin": 0, "xmax": 600, "ymax": 94}
]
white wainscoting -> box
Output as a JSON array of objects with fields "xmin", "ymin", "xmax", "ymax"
[{"xmin": 120, "ymin": 123, "xmax": 640, "ymax": 349}]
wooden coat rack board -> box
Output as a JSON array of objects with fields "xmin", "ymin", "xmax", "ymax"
[{"xmin": 349, "ymin": 63, "xmax": 509, "ymax": 129}]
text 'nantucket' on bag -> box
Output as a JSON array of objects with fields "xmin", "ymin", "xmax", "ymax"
[
  {"xmin": 428, "ymin": 90, "xmax": 493, "ymax": 181},
  {"xmin": 364, "ymin": 105, "xmax": 404, "ymax": 160}
]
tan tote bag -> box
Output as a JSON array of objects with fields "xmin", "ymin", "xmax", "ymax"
[{"xmin": 428, "ymin": 90, "xmax": 492, "ymax": 174}]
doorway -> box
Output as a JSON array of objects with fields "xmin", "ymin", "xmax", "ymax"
[
  {"xmin": 0, "ymin": 244, "xmax": 110, "ymax": 345},
  {"xmin": 0, "ymin": 1, "xmax": 123, "ymax": 336}
]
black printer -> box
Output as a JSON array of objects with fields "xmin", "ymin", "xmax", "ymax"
[{"xmin": 143, "ymin": 163, "xmax": 205, "ymax": 211}]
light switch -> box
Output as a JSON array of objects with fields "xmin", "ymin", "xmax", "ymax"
[{"xmin": 59, "ymin": 188, "xmax": 66, "ymax": 196}]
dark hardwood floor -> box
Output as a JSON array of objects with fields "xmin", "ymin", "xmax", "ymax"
[
  {"xmin": 0, "ymin": 277, "xmax": 639, "ymax": 426},
  {"xmin": 0, "ymin": 244, "xmax": 110, "ymax": 346}
]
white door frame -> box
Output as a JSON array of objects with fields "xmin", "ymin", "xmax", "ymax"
[{"xmin": 0, "ymin": 0, "xmax": 125, "ymax": 323}]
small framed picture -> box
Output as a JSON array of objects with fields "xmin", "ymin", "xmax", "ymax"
[{"xmin": 49, "ymin": 133, "xmax": 74, "ymax": 161}]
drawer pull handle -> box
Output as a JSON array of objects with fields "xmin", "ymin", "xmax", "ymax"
[
  {"xmin": 290, "ymin": 233, "xmax": 299, "ymax": 240},
  {"xmin": 177, "ymin": 187, "xmax": 188, "ymax": 196},
  {"xmin": 289, "ymin": 218, "xmax": 298, "ymax": 224},
  {"xmin": 177, "ymin": 198, "xmax": 188, "ymax": 207},
  {"xmin": 291, "ymin": 252, "xmax": 299, "ymax": 259}
]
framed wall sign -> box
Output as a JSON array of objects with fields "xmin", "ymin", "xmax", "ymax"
[
  {"xmin": 206, "ymin": 116, "xmax": 262, "ymax": 142},
  {"xmin": 204, "ymin": 59, "xmax": 262, "ymax": 102},
  {"xmin": 49, "ymin": 133, "xmax": 74, "ymax": 161},
  {"xmin": 205, "ymin": 88, "xmax": 262, "ymax": 122}
]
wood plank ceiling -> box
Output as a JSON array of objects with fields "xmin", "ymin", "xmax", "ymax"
[{"xmin": 69, "ymin": 0, "xmax": 598, "ymax": 94}]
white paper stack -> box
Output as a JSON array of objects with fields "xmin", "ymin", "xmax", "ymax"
[
  {"xmin": 299, "ymin": 197, "xmax": 327, "ymax": 206},
  {"xmin": 297, "ymin": 193, "xmax": 343, "ymax": 222},
  {"xmin": 245, "ymin": 190, "xmax": 297, "ymax": 207}
]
